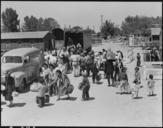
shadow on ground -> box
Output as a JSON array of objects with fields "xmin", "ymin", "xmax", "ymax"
[
  {"xmin": 60, "ymin": 96, "xmax": 77, "ymax": 101},
  {"xmin": 83, "ymin": 97, "xmax": 95, "ymax": 101},
  {"xmin": 44, "ymin": 103, "xmax": 54, "ymax": 107},
  {"xmin": 133, "ymin": 96, "xmax": 143, "ymax": 99},
  {"xmin": 148, "ymin": 94, "xmax": 157, "ymax": 97},
  {"xmin": 96, "ymin": 81, "xmax": 103, "ymax": 85},
  {"xmin": 12, "ymin": 103, "xmax": 26, "ymax": 107},
  {"xmin": 116, "ymin": 92, "xmax": 131, "ymax": 95}
]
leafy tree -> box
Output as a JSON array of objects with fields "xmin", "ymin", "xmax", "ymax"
[
  {"xmin": 41, "ymin": 17, "xmax": 60, "ymax": 31},
  {"xmin": 100, "ymin": 20, "xmax": 115, "ymax": 39},
  {"xmin": 121, "ymin": 15, "xmax": 162, "ymax": 37},
  {"xmin": 37, "ymin": 17, "xmax": 44, "ymax": 31},
  {"xmin": 83, "ymin": 27, "xmax": 95, "ymax": 34},
  {"xmin": 22, "ymin": 16, "xmax": 38, "ymax": 31},
  {"xmin": 71, "ymin": 26, "xmax": 83, "ymax": 32},
  {"xmin": 114, "ymin": 27, "xmax": 121, "ymax": 36},
  {"xmin": 2, "ymin": 8, "xmax": 20, "ymax": 32},
  {"xmin": 22, "ymin": 16, "xmax": 60, "ymax": 31}
]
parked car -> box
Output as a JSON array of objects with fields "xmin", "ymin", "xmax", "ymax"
[
  {"xmin": 1, "ymin": 47, "xmax": 44, "ymax": 92},
  {"xmin": 1, "ymin": 50, "xmax": 7, "ymax": 57}
]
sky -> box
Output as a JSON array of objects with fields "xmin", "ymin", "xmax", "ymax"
[{"xmin": 1, "ymin": 1, "xmax": 162, "ymax": 32}]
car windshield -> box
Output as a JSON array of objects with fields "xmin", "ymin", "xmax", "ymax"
[{"xmin": 2, "ymin": 56, "xmax": 22, "ymax": 63}]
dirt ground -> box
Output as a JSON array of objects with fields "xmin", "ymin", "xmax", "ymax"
[{"xmin": 1, "ymin": 41, "xmax": 162, "ymax": 126}]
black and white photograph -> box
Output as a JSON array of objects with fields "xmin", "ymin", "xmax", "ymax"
[{"xmin": 1, "ymin": 1, "xmax": 162, "ymax": 127}]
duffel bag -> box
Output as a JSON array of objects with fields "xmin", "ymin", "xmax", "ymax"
[
  {"xmin": 30, "ymin": 83, "xmax": 40, "ymax": 92},
  {"xmin": 66, "ymin": 84, "xmax": 74, "ymax": 94}
]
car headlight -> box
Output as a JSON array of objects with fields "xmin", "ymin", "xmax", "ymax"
[{"xmin": 1, "ymin": 71, "xmax": 7, "ymax": 77}]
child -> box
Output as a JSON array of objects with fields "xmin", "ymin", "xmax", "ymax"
[
  {"xmin": 36, "ymin": 77, "xmax": 49, "ymax": 107},
  {"xmin": 147, "ymin": 74, "xmax": 155, "ymax": 96},
  {"xmin": 130, "ymin": 80, "xmax": 141, "ymax": 99},
  {"xmin": 78, "ymin": 72, "xmax": 90, "ymax": 100},
  {"xmin": 134, "ymin": 67, "xmax": 141, "ymax": 84},
  {"xmin": 130, "ymin": 67, "xmax": 141, "ymax": 98},
  {"xmin": 119, "ymin": 67, "xmax": 128, "ymax": 94}
]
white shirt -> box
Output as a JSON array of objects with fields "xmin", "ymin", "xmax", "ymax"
[
  {"xmin": 49, "ymin": 55, "xmax": 57, "ymax": 64},
  {"xmin": 70, "ymin": 54, "xmax": 81, "ymax": 65}
]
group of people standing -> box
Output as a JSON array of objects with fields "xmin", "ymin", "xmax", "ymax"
[
  {"xmin": 1, "ymin": 43, "xmax": 156, "ymax": 109},
  {"xmin": 146, "ymin": 47, "xmax": 161, "ymax": 62}
]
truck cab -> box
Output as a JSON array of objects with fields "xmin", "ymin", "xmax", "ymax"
[{"xmin": 1, "ymin": 47, "xmax": 44, "ymax": 92}]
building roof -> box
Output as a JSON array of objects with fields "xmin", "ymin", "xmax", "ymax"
[
  {"xmin": 1, "ymin": 31, "xmax": 49, "ymax": 40},
  {"xmin": 151, "ymin": 28, "xmax": 161, "ymax": 35},
  {"xmin": 2, "ymin": 47, "xmax": 39, "ymax": 57}
]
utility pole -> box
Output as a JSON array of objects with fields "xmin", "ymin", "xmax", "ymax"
[
  {"xmin": 93, "ymin": 25, "xmax": 95, "ymax": 31},
  {"xmin": 100, "ymin": 14, "xmax": 104, "ymax": 28}
]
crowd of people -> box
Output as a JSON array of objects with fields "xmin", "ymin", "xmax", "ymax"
[
  {"xmin": 145, "ymin": 47, "xmax": 161, "ymax": 62},
  {"xmin": 1, "ymin": 43, "xmax": 156, "ymax": 108}
]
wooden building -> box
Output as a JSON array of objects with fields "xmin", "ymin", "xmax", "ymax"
[
  {"xmin": 150, "ymin": 27, "xmax": 161, "ymax": 42},
  {"xmin": 1, "ymin": 29, "xmax": 66, "ymax": 51},
  {"xmin": 1, "ymin": 31, "xmax": 55, "ymax": 51},
  {"xmin": 64, "ymin": 31, "xmax": 92, "ymax": 50},
  {"xmin": 1, "ymin": 28, "xmax": 92, "ymax": 51},
  {"xmin": 50, "ymin": 28, "xmax": 64, "ymax": 50}
]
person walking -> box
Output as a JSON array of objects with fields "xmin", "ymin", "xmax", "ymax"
[
  {"xmin": 85, "ymin": 52, "xmax": 94, "ymax": 77},
  {"xmin": 113, "ymin": 60, "xmax": 120, "ymax": 87},
  {"xmin": 104, "ymin": 56, "xmax": 114, "ymax": 86},
  {"xmin": 92, "ymin": 62, "xmax": 99, "ymax": 83},
  {"xmin": 80, "ymin": 52, "xmax": 86, "ymax": 75},
  {"xmin": 136, "ymin": 53, "xmax": 141, "ymax": 67},
  {"xmin": 119, "ymin": 67, "xmax": 128, "ymax": 94},
  {"xmin": 4, "ymin": 72, "xmax": 15, "ymax": 107}
]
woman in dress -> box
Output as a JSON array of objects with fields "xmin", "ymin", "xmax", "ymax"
[{"xmin": 55, "ymin": 70, "xmax": 73, "ymax": 101}]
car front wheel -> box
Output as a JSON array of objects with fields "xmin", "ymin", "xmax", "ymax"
[{"xmin": 18, "ymin": 79, "xmax": 26, "ymax": 93}]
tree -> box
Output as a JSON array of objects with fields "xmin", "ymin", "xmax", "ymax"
[
  {"xmin": 83, "ymin": 27, "xmax": 95, "ymax": 34},
  {"xmin": 22, "ymin": 16, "xmax": 39, "ymax": 31},
  {"xmin": 71, "ymin": 26, "xmax": 83, "ymax": 32},
  {"xmin": 22, "ymin": 16, "xmax": 60, "ymax": 31},
  {"xmin": 37, "ymin": 17, "xmax": 44, "ymax": 31},
  {"xmin": 114, "ymin": 27, "xmax": 121, "ymax": 36},
  {"xmin": 100, "ymin": 20, "xmax": 115, "ymax": 39},
  {"xmin": 41, "ymin": 17, "xmax": 60, "ymax": 31},
  {"xmin": 121, "ymin": 15, "xmax": 162, "ymax": 37},
  {"xmin": 2, "ymin": 8, "xmax": 20, "ymax": 32}
]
